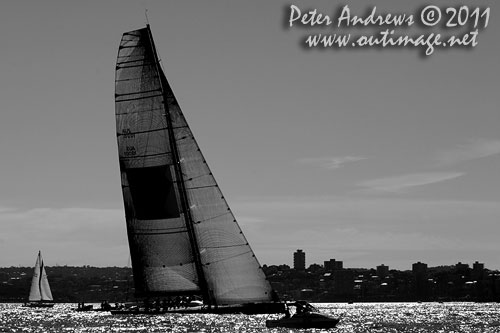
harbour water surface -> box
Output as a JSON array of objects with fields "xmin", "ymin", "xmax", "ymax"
[{"xmin": 1, "ymin": 302, "xmax": 499, "ymax": 332}]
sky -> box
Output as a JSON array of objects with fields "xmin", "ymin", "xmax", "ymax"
[{"xmin": 0, "ymin": 0, "xmax": 498, "ymax": 270}]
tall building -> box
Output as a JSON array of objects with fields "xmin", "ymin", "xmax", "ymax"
[
  {"xmin": 412, "ymin": 261, "xmax": 428, "ymax": 276},
  {"xmin": 455, "ymin": 262, "xmax": 469, "ymax": 272},
  {"xmin": 293, "ymin": 249, "xmax": 305, "ymax": 271},
  {"xmin": 412, "ymin": 261, "xmax": 428, "ymax": 299},
  {"xmin": 472, "ymin": 261, "xmax": 485, "ymax": 280},
  {"xmin": 324, "ymin": 259, "xmax": 343, "ymax": 271},
  {"xmin": 376, "ymin": 264, "xmax": 389, "ymax": 279},
  {"xmin": 473, "ymin": 261, "xmax": 484, "ymax": 271}
]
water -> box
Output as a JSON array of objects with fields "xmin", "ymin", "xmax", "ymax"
[{"xmin": 1, "ymin": 302, "xmax": 500, "ymax": 332}]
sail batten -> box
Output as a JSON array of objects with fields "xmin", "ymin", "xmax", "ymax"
[{"xmin": 115, "ymin": 25, "xmax": 274, "ymax": 305}]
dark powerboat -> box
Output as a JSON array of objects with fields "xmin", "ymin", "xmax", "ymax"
[{"xmin": 266, "ymin": 301, "xmax": 340, "ymax": 329}]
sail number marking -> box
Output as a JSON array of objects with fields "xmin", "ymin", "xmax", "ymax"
[
  {"xmin": 124, "ymin": 146, "xmax": 137, "ymax": 156},
  {"xmin": 122, "ymin": 128, "xmax": 136, "ymax": 139}
]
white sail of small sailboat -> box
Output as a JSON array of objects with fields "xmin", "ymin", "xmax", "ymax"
[
  {"xmin": 114, "ymin": 25, "xmax": 283, "ymax": 314},
  {"xmin": 24, "ymin": 251, "xmax": 54, "ymax": 308}
]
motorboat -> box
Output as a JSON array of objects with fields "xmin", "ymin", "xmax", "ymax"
[{"xmin": 266, "ymin": 301, "xmax": 340, "ymax": 329}]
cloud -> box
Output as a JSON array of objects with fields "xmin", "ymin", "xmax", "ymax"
[
  {"xmin": 0, "ymin": 206, "xmax": 129, "ymax": 267},
  {"xmin": 4, "ymin": 195, "xmax": 500, "ymax": 270},
  {"xmin": 356, "ymin": 172, "xmax": 464, "ymax": 193},
  {"xmin": 232, "ymin": 196, "xmax": 500, "ymax": 269},
  {"xmin": 0, "ymin": 206, "xmax": 16, "ymax": 213},
  {"xmin": 298, "ymin": 156, "xmax": 367, "ymax": 170},
  {"xmin": 436, "ymin": 139, "xmax": 500, "ymax": 166}
]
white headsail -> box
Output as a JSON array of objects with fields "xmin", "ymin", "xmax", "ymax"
[{"xmin": 28, "ymin": 251, "xmax": 53, "ymax": 302}]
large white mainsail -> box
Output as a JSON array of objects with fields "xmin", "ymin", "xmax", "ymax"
[
  {"xmin": 28, "ymin": 251, "xmax": 53, "ymax": 303},
  {"xmin": 115, "ymin": 25, "xmax": 276, "ymax": 308}
]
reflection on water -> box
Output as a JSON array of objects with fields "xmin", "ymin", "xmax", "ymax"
[
  {"xmin": 1, "ymin": 302, "xmax": 500, "ymax": 332},
  {"xmin": 330, "ymin": 302, "xmax": 500, "ymax": 332}
]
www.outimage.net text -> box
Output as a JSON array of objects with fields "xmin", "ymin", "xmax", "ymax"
[{"xmin": 287, "ymin": 4, "xmax": 490, "ymax": 56}]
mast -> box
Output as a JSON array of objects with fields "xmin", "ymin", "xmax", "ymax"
[
  {"xmin": 38, "ymin": 251, "xmax": 43, "ymax": 302},
  {"xmin": 145, "ymin": 25, "xmax": 213, "ymax": 306}
]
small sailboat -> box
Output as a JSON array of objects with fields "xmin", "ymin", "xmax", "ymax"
[
  {"xmin": 24, "ymin": 251, "xmax": 54, "ymax": 308},
  {"xmin": 113, "ymin": 25, "xmax": 284, "ymax": 315}
]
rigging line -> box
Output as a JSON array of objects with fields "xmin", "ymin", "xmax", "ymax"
[
  {"xmin": 184, "ymin": 175, "xmax": 213, "ymax": 183},
  {"xmin": 172, "ymin": 125, "xmax": 189, "ymax": 130},
  {"xmin": 133, "ymin": 229, "xmax": 188, "ymax": 236},
  {"xmin": 117, "ymin": 50, "xmax": 137, "ymax": 55},
  {"xmin": 186, "ymin": 184, "xmax": 218, "ymax": 191},
  {"xmin": 115, "ymin": 88, "xmax": 161, "ymax": 97},
  {"xmin": 116, "ymin": 77, "xmax": 147, "ymax": 83},
  {"xmin": 176, "ymin": 135, "xmax": 193, "ymax": 142},
  {"xmin": 123, "ymin": 32, "xmax": 141, "ymax": 37},
  {"xmin": 120, "ymin": 152, "xmax": 171, "ymax": 159},
  {"xmin": 116, "ymin": 63, "xmax": 156, "ymax": 70},
  {"xmin": 185, "ymin": 173, "xmax": 211, "ymax": 181},
  {"xmin": 203, "ymin": 243, "xmax": 247, "ymax": 249},
  {"xmin": 119, "ymin": 45, "xmax": 141, "ymax": 49},
  {"xmin": 116, "ymin": 61, "xmax": 152, "ymax": 68},
  {"xmin": 115, "ymin": 94, "xmax": 163, "ymax": 103},
  {"xmin": 116, "ymin": 58, "xmax": 149, "ymax": 65},
  {"xmin": 134, "ymin": 227, "xmax": 187, "ymax": 232},
  {"xmin": 116, "ymin": 107, "xmax": 164, "ymax": 115},
  {"xmin": 117, "ymin": 126, "xmax": 167, "ymax": 137},
  {"xmin": 120, "ymin": 38, "xmax": 140, "ymax": 42},
  {"xmin": 194, "ymin": 211, "xmax": 231, "ymax": 224},
  {"xmin": 203, "ymin": 250, "xmax": 253, "ymax": 266},
  {"xmin": 119, "ymin": 37, "xmax": 140, "ymax": 42},
  {"xmin": 117, "ymin": 54, "xmax": 140, "ymax": 60}
]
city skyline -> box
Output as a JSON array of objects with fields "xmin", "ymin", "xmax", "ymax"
[
  {"xmin": 0, "ymin": 0, "xmax": 499, "ymax": 270},
  {"xmin": 1, "ymin": 250, "xmax": 491, "ymax": 274},
  {"xmin": 284, "ymin": 249, "xmax": 490, "ymax": 272}
]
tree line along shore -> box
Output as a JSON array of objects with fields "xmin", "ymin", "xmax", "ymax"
[{"xmin": 2, "ymin": 263, "xmax": 500, "ymax": 303}]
